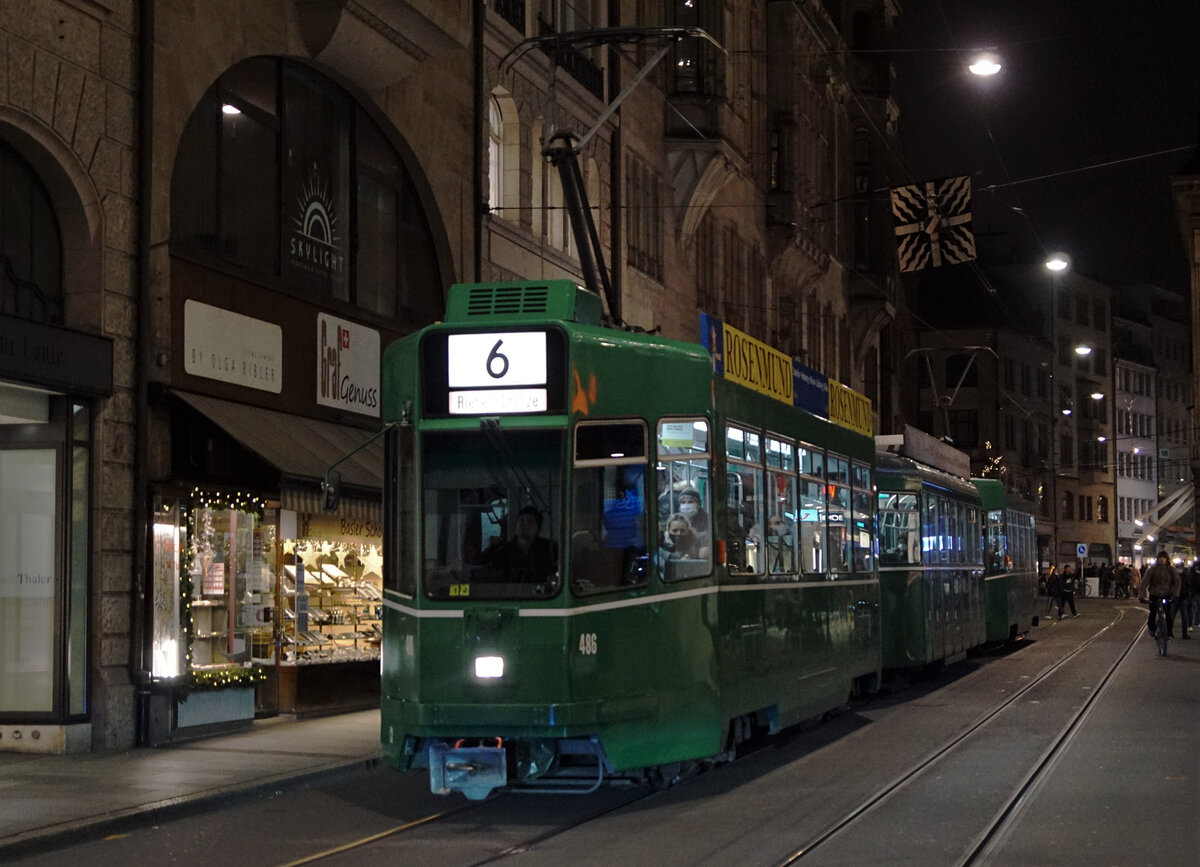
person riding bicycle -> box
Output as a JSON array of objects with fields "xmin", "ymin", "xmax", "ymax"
[{"xmin": 1139, "ymin": 550, "xmax": 1181, "ymax": 639}]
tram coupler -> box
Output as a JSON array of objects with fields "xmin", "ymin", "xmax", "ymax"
[{"xmin": 429, "ymin": 738, "xmax": 507, "ymax": 800}]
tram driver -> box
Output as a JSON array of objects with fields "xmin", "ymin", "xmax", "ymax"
[{"xmin": 481, "ymin": 506, "xmax": 558, "ymax": 584}]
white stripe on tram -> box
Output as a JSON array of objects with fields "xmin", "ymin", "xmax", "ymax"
[{"xmin": 385, "ymin": 579, "xmax": 878, "ymax": 620}]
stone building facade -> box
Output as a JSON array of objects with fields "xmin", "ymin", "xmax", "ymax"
[
  {"xmin": 0, "ymin": 0, "xmax": 136, "ymax": 752},
  {"xmin": 0, "ymin": 0, "xmax": 905, "ymax": 753}
]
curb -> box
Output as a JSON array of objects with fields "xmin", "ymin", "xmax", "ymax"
[{"xmin": 0, "ymin": 754, "xmax": 381, "ymax": 861}]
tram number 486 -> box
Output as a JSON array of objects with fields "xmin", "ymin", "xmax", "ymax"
[{"xmin": 578, "ymin": 633, "xmax": 598, "ymax": 655}]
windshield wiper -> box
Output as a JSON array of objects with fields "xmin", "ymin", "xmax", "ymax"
[{"xmin": 480, "ymin": 418, "xmax": 552, "ymax": 516}]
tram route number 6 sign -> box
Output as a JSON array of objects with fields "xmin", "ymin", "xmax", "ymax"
[{"xmin": 447, "ymin": 331, "xmax": 548, "ymax": 415}]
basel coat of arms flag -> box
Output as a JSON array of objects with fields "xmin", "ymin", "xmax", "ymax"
[{"xmin": 890, "ymin": 175, "xmax": 976, "ymax": 272}]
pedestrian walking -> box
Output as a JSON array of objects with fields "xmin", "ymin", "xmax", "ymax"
[
  {"xmin": 1115, "ymin": 562, "xmax": 1132, "ymax": 598},
  {"xmin": 1178, "ymin": 563, "xmax": 1196, "ymax": 638},
  {"xmin": 1058, "ymin": 564, "xmax": 1079, "ymax": 619}
]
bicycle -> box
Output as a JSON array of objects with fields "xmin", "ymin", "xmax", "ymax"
[{"xmin": 1148, "ymin": 596, "xmax": 1170, "ymax": 656}]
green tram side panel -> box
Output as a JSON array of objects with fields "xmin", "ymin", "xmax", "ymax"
[
  {"xmin": 972, "ymin": 478, "xmax": 1040, "ymax": 642},
  {"xmin": 876, "ymin": 452, "xmax": 985, "ymax": 670}
]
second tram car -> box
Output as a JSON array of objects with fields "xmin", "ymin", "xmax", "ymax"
[{"xmin": 378, "ymin": 280, "xmax": 880, "ymax": 798}]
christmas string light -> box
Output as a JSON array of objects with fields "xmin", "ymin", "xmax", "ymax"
[{"xmin": 176, "ymin": 488, "xmax": 270, "ymax": 694}]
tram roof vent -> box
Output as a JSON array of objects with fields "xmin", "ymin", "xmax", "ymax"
[{"xmin": 445, "ymin": 280, "xmax": 603, "ymax": 325}]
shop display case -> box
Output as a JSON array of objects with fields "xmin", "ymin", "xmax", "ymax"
[
  {"xmin": 269, "ymin": 539, "xmax": 384, "ymax": 715},
  {"xmin": 280, "ymin": 563, "xmax": 383, "ymax": 663},
  {"xmin": 188, "ymin": 506, "xmax": 261, "ymax": 673}
]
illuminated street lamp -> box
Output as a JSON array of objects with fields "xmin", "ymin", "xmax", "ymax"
[{"xmin": 968, "ymin": 53, "xmax": 1002, "ymax": 76}]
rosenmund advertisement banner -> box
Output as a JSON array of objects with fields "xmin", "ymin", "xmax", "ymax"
[{"xmin": 699, "ymin": 313, "xmax": 872, "ymax": 435}]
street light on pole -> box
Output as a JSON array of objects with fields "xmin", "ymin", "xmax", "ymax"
[{"xmin": 1045, "ymin": 253, "xmax": 1070, "ymax": 572}]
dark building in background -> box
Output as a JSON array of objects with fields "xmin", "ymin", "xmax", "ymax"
[{"xmin": 908, "ymin": 261, "xmax": 1119, "ymax": 578}]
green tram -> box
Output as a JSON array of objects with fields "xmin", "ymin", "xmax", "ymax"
[
  {"xmin": 378, "ymin": 280, "xmax": 880, "ymax": 798},
  {"xmin": 875, "ymin": 449, "xmax": 986, "ymax": 669},
  {"xmin": 972, "ymin": 478, "xmax": 1040, "ymax": 642}
]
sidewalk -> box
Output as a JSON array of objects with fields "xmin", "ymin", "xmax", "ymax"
[{"xmin": 0, "ymin": 709, "xmax": 381, "ymax": 859}]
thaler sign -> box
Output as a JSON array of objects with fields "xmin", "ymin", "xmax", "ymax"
[{"xmin": 316, "ymin": 313, "xmax": 380, "ymax": 417}]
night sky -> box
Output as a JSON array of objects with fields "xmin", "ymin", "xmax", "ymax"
[{"xmin": 894, "ymin": 0, "xmax": 1200, "ymax": 293}]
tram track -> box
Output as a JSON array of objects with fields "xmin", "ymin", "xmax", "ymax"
[
  {"xmin": 773, "ymin": 605, "xmax": 1143, "ymax": 866},
  {"xmin": 272, "ymin": 781, "xmax": 657, "ymax": 866}
]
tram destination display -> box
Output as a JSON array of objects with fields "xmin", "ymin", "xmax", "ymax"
[{"xmin": 420, "ymin": 327, "xmax": 568, "ymax": 417}]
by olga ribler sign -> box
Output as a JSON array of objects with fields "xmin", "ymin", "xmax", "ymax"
[
  {"xmin": 316, "ymin": 313, "xmax": 380, "ymax": 417},
  {"xmin": 184, "ymin": 301, "xmax": 282, "ymax": 393}
]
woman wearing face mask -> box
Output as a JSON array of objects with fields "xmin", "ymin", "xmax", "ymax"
[
  {"xmin": 660, "ymin": 513, "xmax": 702, "ymax": 559},
  {"xmin": 675, "ymin": 488, "xmax": 712, "ymax": 559}
]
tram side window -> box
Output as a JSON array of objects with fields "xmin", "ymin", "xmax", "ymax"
[
  {"xmin": 1021, "ymin": 510, "xmax": 1033, "ymax": 571},
  {"xmin": 936, "ymin": 495, "xmax": 951, "ymax": 564},
  {"xmin": 966, "ymin": 505, "xmax": 981, "ymax": 567},
  {"xmin": 656, "ymin": 418, "xmax": 711, "ymax": 581},
  {"xmin": 878, "ymin": 492, "xmax": 919, "ymax": 566},
  {"xmin": 726, "ymin": 426, "xmax": 764, "ymax": 577},
  {"xmin": 764, "ymin": 437, "xmax": 799, "ymax": 578},
  {"xmin": 826, "ymin": 454, "xmax": 851, "ymax": 575},
  {"xmin": 949, "ymin": 500, "xmax": 962, "ymax": 564},
  {"xmin": 922, "ymin": 493, "xmax": 939, "ymax": 562},
  {"xmin": 986, "ymin": 509, "xmax": 1005, "ymax": 575},
  {"xmin": 569, "ymin": 422, "xmax": 650, "ymax": 595},
  {"xmin": 799, "ymin": 444, "xmax": 826, "ymax": 575},
  {"xmin": 851, "ymin": 461, "xmax": 874, "ymax": 573}
]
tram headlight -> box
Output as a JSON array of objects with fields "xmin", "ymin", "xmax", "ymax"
[{"xmin": 475, "ymin": 656, "xmax": 505, "ymax": 679}]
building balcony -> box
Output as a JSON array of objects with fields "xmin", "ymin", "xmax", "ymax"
[{"xmin": 536, "ymin": 15, "xmax": 604, "ymax": 100}]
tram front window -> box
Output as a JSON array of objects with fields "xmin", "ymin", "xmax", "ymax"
[{"xmin": 421, "ymin": 430, "xmax": 562, "ymax": 600}]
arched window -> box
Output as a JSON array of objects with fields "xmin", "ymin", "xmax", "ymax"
[
  {"xmin": 489, "ymin": 90, "xmax": 520, "ymax": 224},
  {"xmin": 0, "ymin": 142, "xmax": 62, "ymax": 323},
  {"xmin": 170, "ymin": 58, "xmax": 442, "ymax": 323},
  {"xmin": 488, "ymin": 95, "xmax": 503, "ymax": 216}
]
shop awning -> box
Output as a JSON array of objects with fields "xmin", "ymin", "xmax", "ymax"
[{"xmin": 172, "ymin": 390, "xmax": 384, "ymax": 490}]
